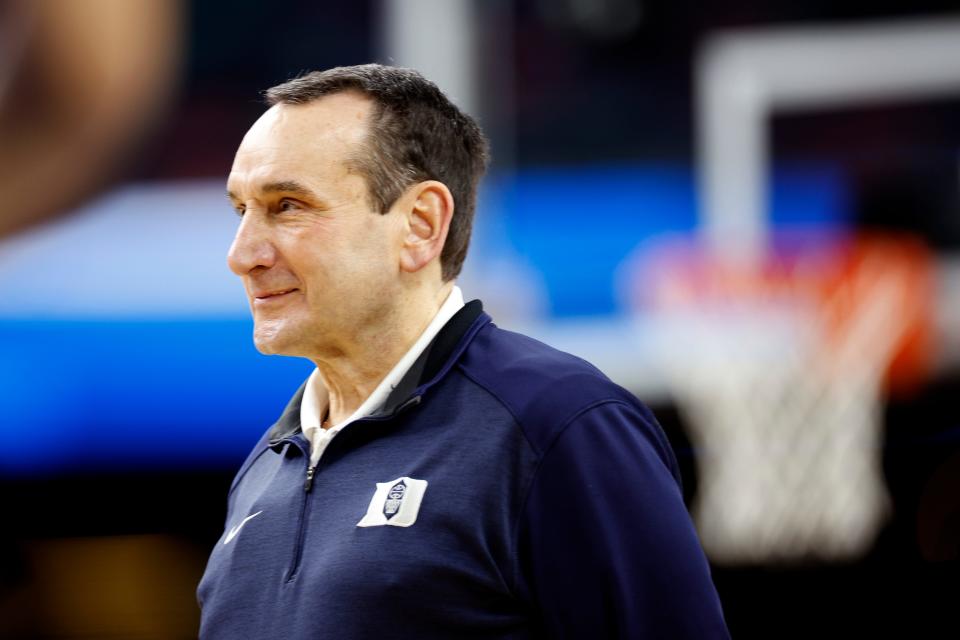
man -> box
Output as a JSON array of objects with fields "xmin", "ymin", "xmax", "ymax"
[{"xmin": 198, "ymin": 64, "xmax": 729, "ymax": 639}]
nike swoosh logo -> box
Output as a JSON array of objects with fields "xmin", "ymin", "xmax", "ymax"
[{"xmin": 223, "ymin": 510, "xmax": 263, "ymax": 544}]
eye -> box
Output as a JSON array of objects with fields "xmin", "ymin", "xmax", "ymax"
[
  {"xmin": 234, "ymin": 205, "xmax": 246, "ymax": 217},
  {"xmin": 278, "ymin": 198, "xmax": 301, "ymax": 213}
]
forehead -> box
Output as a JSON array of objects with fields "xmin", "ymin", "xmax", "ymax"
[{"xmin": 229, "ymin": 92, "xmax": 373, "ymax": 191}]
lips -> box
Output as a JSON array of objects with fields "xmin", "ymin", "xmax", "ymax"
[{"xmin": 253, "ymin": 288, "xmax": 298, "ymax": 300}]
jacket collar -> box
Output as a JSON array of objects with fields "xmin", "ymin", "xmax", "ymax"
[{"xmin": 267, "ymin": 300, "xmax": 488, "ymax": 448}]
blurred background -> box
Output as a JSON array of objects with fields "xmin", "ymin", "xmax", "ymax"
[{"xmin": 1, "ymin": 0, "xmax": 958, "ymax": 637}]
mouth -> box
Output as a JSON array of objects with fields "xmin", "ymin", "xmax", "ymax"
[{"xmin": 253, "ymin": 288, "xmax": 299, "ymax": 303}]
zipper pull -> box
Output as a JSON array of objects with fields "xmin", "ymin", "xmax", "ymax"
[
  {"xmin": 304, "ymin": 465, "xmax": 316, "ymax": 493},
  {"xmin": 397, "ymin": 395, "xmax": 422, "ymax": 414}
]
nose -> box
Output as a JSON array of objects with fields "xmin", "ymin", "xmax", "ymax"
[{"xmin": 227, "ymin": 210, "xmax": 276, "ymax": 276}]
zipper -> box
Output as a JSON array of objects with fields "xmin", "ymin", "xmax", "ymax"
[
  {"xmin": 395, "ymin": 395, "xmax": 422, "ymax": 413},
  {"xmin": 286, "ymin": 440, "xmax": 314, "ymax": 583},
  {"xmin": 283, "ymin": 394, "xmax": 422, "ymax": 583}
]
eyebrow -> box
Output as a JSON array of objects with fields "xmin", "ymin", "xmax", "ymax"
[{"xmin": 226, "ymin": 180, "xmax": 319, "ymax": 202}]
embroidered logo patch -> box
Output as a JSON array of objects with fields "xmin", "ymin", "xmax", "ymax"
[{"xmin": 357, "ymin": 476, "xmax": 428, "ymax": 528}]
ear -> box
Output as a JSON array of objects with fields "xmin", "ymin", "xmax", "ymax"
[{"xmin": 398, "ymin": 180, "xmax": 454, "ymax": 274}]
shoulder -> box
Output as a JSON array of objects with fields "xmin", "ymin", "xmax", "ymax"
[{"xmin": 458, "ymin": 322, "xmax": 655, "ymax": 456}]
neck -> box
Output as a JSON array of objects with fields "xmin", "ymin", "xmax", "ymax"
[{"xmin": 314, "ymin": 281, "xmax": 453, "ymax": 426}]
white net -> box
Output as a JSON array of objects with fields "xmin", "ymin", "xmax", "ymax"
[{"xmin": 652, "ymin": 249, "xmax": 915, "ymax": 563}]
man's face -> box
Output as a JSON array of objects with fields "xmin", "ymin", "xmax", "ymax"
[{"xmin": 226, "ymin": 92, "xmax": 406, "ymax": 358}]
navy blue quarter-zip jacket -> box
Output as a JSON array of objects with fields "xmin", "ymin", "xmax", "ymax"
[{"xmin": 198, "ymin": 301, "xmax": 729, "ymax": 638}]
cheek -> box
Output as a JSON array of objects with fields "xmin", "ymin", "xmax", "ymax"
[
  {"xmin": 363, "ymin": 216, "xmax": 404, "ymax": 265},
  {"xmin": 341, "ymin": 221, "xmax": 400, "ymax": 274},
  {"xmin": 288, "ymin": 214, "xmax": 401, "ymax": 296}
]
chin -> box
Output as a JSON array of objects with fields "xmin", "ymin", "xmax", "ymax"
[{"xmin": 252, "ymin": 320, "xmax": 299, "ymax": 356}]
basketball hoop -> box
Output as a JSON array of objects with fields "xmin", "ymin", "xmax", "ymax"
[{"xmin": 631, "ymin": 233, "xmax": 932, "ymax": 564}]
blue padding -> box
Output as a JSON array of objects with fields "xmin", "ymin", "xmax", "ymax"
[{"xmin": 0, "ymin": 319, "xmax": 312, "ymax": 474}]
